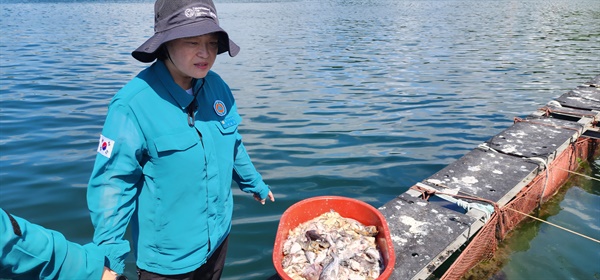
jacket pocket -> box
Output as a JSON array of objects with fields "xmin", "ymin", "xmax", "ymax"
[{"xmin": 154, "ymin": 130, "xmax": 199, "ymax": 153}]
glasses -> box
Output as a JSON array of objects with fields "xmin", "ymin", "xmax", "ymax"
[{"xmin": 187, "ymin": 78, "xmax": 205, "ymax": 127}]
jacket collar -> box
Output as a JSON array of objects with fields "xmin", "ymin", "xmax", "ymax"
[{"xmin": 153, "ymin": 60, "xmax": 195, "ymax": 110}]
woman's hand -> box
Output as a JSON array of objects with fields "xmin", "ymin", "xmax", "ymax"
[
  {"xmin": 101, "ymin": 267, "xmax": 117, "ymax": 280},
  {"xmin": 253, "ymin": 191, "xmax": 275, "ymax": 205}
]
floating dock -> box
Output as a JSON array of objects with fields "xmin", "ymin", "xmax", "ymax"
[
  {"xmin": 269, "ymin": 75, "xmax": 599, "ymax": 280},
  {"xmin": 378, "ymin": 75, "xmax": 600, "ymax": 279}
]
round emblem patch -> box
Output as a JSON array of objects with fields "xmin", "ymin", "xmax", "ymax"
[
  {"xmin": 184, "ymin": 8, "xmax": 194, "ymax": 18},
  {"xmin": 214, "ymin": 100, "xmax": 227, "ymax": 116}
]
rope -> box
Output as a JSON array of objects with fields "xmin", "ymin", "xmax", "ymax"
[
  {"xmin": 526, "ymin": 157, "xmax": 550, "ymax": 210},
  {"xmin": 541, "ymin": 105, "xmax": 599, "ymax": 122},
  {"xmin": 505, "ymin": 207, "xmax": 600, "ymax": 244},
  {"xmin": 414, "ymin": 180, "xmax": 600, "ymax": 246},
  {"xmin": 513, "ymin": 117, "xmax": 583, "ymax": 136},
  {"xmin": 415, "ymin": 183, "xmax": 496, "ymax": 221},
  {"xmin": 422, "ymin": 136, "xmax": 598, "ymax": 250},
  {"xmin": 477, "ymin": 142, "xmax": 499, "ymax": 153},
  {"xmin": 554, "ymin": 166, "xmax": 600, "ymax": 182}
]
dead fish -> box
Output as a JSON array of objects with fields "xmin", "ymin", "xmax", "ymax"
[
  {"xmin": 281, "ymin": 210, "xmax": 383, "ymax": 280},
  {"xmin": 319, "ymin": 252, "xmax": 339, "ymax": 280},
  {"xmin": 361, "ymin": 225, "xmax": 379, "ymax": 237},
  {"xmin": 304, "ymin": 230, "xmax": 330, "ymax": 253},
  {"xmin": 305, "ymin": 250, "xmax": 317, "ymax": 264},
  {"xmin": 301, "ymin": 263, "xmax": 322, "ymax": 280},
  {"xmin": 282, "ymin": 251, "xmax": 307, "ymax": 268},
  {"xmin": 305, "ymin": 230, "xmax": 324, "ymax": 241},
  {"xmin": 346, "ymin": 217, "xmax": 379, "ymax": 237},
  {"xmin": 365, "ymin": 247, "xmax": 381, "ymax": 263}
]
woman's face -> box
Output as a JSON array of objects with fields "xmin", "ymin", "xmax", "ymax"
[{"xmin": 164, "ymin": 33, "xmax": 219, "ymax": 89}]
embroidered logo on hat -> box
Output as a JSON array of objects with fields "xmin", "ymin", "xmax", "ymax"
[
  {"xmin": 97, "ymin": 134, "xmax": 115, "ymax": 158},
  {"xmin": 214, "ymin": 100, "xmax": 227, "ymax": 116},
  {"xmin": 185, "ymin": 7, "xmax": 217, "ymax": 20}
]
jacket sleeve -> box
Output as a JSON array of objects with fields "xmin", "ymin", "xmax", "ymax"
[
  {"xmin": 0, "ymin": 209, "xmax": 104, "ymax": 280},
  {"xmin": 87, "ymin": 103, "xmax": 145, "ymax": 274},
  {"xmin": 232, "ymin": 132, "xmax": 270, "ymax": 200}
]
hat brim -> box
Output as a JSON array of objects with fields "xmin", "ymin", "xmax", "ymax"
[{"xmin": 132, "ymin": 19, "xmax": 240, "ymax": 63}]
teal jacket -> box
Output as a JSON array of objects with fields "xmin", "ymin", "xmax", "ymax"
[
  {"xmin": 87, "ymin": 61, "xmax": 270, "ymax": 275},
  {"xmin": 0, "ymin": 209, "xmax": 104, "ymax": 280}
]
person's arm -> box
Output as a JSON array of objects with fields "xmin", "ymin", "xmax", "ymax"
[
  {"xmin": 232, "ymin": 131, "xmax": 274, "ymax": 203},
  {"xmin": 87, "ymin": 103, "xmax": 145, "ymax": 274},
  {"xmin": 0, "ymin": 209, "xmax": 105, "ymax": 280}
]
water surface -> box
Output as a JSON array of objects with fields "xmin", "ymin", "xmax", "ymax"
[{"xmin": 1, "ymin": 0, "xmax": 599, "ymax": 279}]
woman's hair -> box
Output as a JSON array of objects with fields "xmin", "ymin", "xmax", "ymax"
[{"xmin": 155, "ymin": 44, "xmax": 169, "ymax": 61}]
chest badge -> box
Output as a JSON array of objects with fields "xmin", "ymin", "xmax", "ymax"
[{"xmin": 213, "ymin": 100, "xmax": 227, "ymax": 116}]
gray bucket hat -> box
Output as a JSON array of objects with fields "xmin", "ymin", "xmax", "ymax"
[{"xmin": 132, "ymin": 0, "xmax": 240, "ymax": 63}]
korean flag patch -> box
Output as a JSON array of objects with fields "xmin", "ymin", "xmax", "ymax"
[{"xmin": 97, "ymin": 134, "xmax": 115, "ymax": 158}]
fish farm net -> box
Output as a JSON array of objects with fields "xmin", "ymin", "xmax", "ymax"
[{"xmin": 441, "ymin": 137, "xmax": 596, "ymax": 280}]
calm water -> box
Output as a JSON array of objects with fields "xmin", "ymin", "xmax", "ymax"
[
  {"xmin": 493, "ymin": 177, "xmax": 600, "ymax": 280},
  {"xmin": 1, "ymin": 0, "xmax": 599, "ymax": 279}
]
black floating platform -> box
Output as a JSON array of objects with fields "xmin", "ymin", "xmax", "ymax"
[
  {"xmin": 376, "ymin": 75, "xmax": 599, "ymax": 280},
  {"xmin": 586, "ymin": 75, "xmax": 600, "ymax": 86},
  {"xmin": 379, "ymin": 192, "xmax": 478, "ymax": 280},
  {"xmin": 554, "ymin": 84, "xmax": 600, "ymax": 111},
  {"xmin": 542, "ymin": 103, "xmax": 599, "ymax": 122},
  {"xmin": 423, "ymin": 148, "xmax": 541, "ymax": 204},
  {"xmin": 484, "ymin": 117, "xmax": 583, "ymax": 161}
]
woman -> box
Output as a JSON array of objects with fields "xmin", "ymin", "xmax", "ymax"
[{"xmin": 86, "ymin": 0, "xmax": 274, "ymax": 279}]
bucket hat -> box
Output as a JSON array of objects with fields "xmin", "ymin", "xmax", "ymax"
[{"xmin": 132, "ymin": 0, "xmax": 240, "ymax": 63}]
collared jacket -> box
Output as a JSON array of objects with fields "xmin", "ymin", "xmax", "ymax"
[
  {"xmin": 87, "ymin": 60, "xmax": 270, "ymax": 275},
  {"xmin": 0, "ymin": 209, "xmax": 104, "ymax": 280}
]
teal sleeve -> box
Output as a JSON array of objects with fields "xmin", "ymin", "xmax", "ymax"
[
  {"xmin": 232, "ymin": 133, "xmax": 270, "ymax": 200},
  {"xmin": 0, "ymin": 209, "xmax": 104, "ymax": 280},
  {"xmin": 87, "ymin": 103, "xmax": 145, "ymax": 274}
]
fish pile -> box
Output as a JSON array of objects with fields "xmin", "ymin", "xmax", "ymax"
[{"xmin": 281, "ymin": 210, "xmax": 384, "ymax": 280}]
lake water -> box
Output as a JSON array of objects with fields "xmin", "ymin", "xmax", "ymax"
[{"xmin": 1, "ymin": 0, "xmax": 599, "ymax": 279}]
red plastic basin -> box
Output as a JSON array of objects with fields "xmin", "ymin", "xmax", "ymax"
[{"xmin": 273, "ymin": 196, "xmax": 395, "ymax": 279}]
